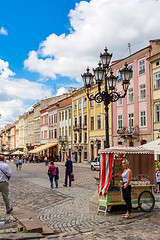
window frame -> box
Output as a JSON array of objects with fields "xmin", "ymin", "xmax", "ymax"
[{"xmin": 140, "ymin": 111, "xmax": 146, "ymax": 127}]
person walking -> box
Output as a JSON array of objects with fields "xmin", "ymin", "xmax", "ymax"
[
  {"xmin": 0, "ymin": 155, "xmax": 13, "ymax": 214},
  {"xmin": 54, "ymin": 167, "xmax": 59, "ymax": 188},
  {"xmin": 15, "ymin": 156, "xmax": 19, "ymax": 170},
  {"xmin": 18, "ymin": 158, "xmax": 22, "ymax": 170},
  {"xmin": 63, "ymin": 156, "xmax": 73, "ymax": 187},
  {"xmin": 48, "ymin": 162, "xmax": 56, "ymax": 189},
  {"xmin": 121, "ymin": 159, "xmax": 132, "ymax": 219}
]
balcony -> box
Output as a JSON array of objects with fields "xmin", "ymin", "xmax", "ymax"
[
  {"xmin": 73, "ymin": 125, "xmax": 78, "ymax": 131},
  {"xmin": 73, "ymin": 124, "xmax": 82, "ymax": 131},
  {"xmin": 117, "ymin": 126, "xmax": 139, "ymax": 137},
  {"xmin": 59, "ymin": 136, "xmax": 68, "ymax": 142},
  {"xmin": 117, "ymin": 127, "xmax": 126, "ymax": 135},
  {"xmin": 139, "ymin": 69, "xmax": 145, "ymax": 75},
  {"xmin": 83, "ymin": 124, "xmax": 87, "ymax": 130}
]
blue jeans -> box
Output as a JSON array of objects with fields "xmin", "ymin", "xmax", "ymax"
[
  {"xmin": 65, "ymin": 171, "xmax": 71, "ymax": 187},
  {"xmin": 49, "ymin": 175, "xmax": 54, "ymax": 187}
]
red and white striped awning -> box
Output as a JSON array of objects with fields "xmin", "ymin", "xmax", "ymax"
[{"xmin": 99, "ymin": 146, "xmax": 154, "ymax": 154}]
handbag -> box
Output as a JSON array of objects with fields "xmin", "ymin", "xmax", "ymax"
[
  {"xmin": 48, "ymin": 169, "xmax": 52, "ymax": 176},
  {"xmin": 71, "ymin": 173, "xmax": 74, "ymax": 181}
]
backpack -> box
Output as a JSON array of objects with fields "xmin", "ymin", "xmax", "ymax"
[{"xmin": 48, "ymin": 169, "xmax": 52, "ymax": 176}]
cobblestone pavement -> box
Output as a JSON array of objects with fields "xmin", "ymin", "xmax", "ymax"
[{"xmin": 0, "ymin": 161, "xmax": 159, "ymax": 239}]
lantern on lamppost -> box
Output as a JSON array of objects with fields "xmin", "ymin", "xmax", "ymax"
[{"xmin": 82, "ymin": 48, "xmax": 132, "ymax": 148}]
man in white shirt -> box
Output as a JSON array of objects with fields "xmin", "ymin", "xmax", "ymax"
[{"xmin": 0, "ymin": 155, "xmax": 13, "ymax": 214}]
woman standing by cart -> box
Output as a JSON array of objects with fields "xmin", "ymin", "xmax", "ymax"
[{"xmin": 121, "ymin": 159, "xmax": 132, "ymax": 218}]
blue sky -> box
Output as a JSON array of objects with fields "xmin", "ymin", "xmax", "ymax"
[
  {"xmin": 0, "ymin": 0, "xmax": 160, "ymax": 127},
  {"xmin": 0, "ymin": 0, "xmax": 83, "ymax": 84}
]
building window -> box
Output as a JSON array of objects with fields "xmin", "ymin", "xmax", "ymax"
[
  {"xmin": 90, "ymin": 117, "xmax": 94, "ymax": 130},
  {"xmin": 156, "ymin": 105, "xmax": 160, "ymax": 122},
  {"xmin": 44, "ymin": 130, "xmax": 47, "ymax": 139},
  {"xmin": 74, "ymin": 101, "xmax": 77, "ymax": 110},
  {"xmin": 97, "ymin": 115, "xmax": 101, "ymax": 129},
  {"xmin": 84, "ymin": 115, "xmax": 87, "ymax": 126},
  {"xmin": 65, "ymin": 126, "xmax": 67, "ymax": 136},
  {"xmin": 156, "ymin": 61, "xmax": 159, "ymax": 66},
  {"xmin": 140, "ymin": 111, "xmax": 146, "ymax": 127},
  {"xmin": 155, "ymin": 72, "xmax": 160, "ymax": 89},
  {"xmin": 139, "ymin": 60, "xmax": 145, "ymax": 75},
  {"xmin": 79, "ymin": 132, "xmax": 82, "ymax": 143},
  {"xmin": 140, "ymin": 84, "xmax": 146, "ymax": 100},
  {"xmin": 69, "ymin": 109, "xmax": 71, "ymax": 119},
  {"xmin": 54, "ymin": 114, "xmax": 57, "ymax": 123},
  {"xmin": 59, "ymin": 112, "xmax": 61, "ymax": 121},
  {"xmin": 79, "ymin": 116, "xmax": 82, "ymax": 128},
  {"xmin": 117, "ymin": 92, "xmax": 122, "ymax": 106},
  {"xmin": 51, "ymin": 115, "xmax": 53, "ymax": 124},
  {"xmin": 54, "ymin": 129, "xmax": 57, "ymax": 138},
  {"xmin": 117, "ymin": 71, "xmax": 122, "ymax": 82},
  {"xmin": 79, "ymin": 99, "xmax": 81, "ymax": 109},
  {"xmin": 128, "ymin": 65, "xmax": 133, "ymax": 78},
  {"xmin": 51, "ymin": 129, "xmax": 53, "ymax": 139},
  {"xmin": 69, "ymin": 126, "xmax": 71, "ymax": 137},
  {"xmin": 62, "ymin": 112, "xmax": 64, "ymax": 121},
  {"xmin": 84, "ymin": 97, "xmax": 87, "ymax": 108},
  {"xmin": 128, "ymin": 113, "xmax": 134, "ymax": 132},
  {"xmin": 74, "ymin": 117, "xmax": 77, "ymax": 126},
  {"xmin": 65, "ymin": 110, "xmax": 67, "ymax": 120},
  {"xmin": 128, "ymin": 88, "xmax": 134, "ymax": 104},
  {"xmin": 84, "ymin": 152, "xmax": 87, "ymax": 160},
  {"xmin": 84, "ymin": 132, "xmax": 87, "ymax": 141},
  {"xmin": 49, "ymin": 116, "xmax": 51, "ymax": 125},
  {"xmin": 62, "ymin": 127, "xmax": 64, "ymax": 136},
  {"xmin": 118, "ymin": 115, "xmax": 123, "ymax": 129},
  {"xmin": 90, "ymin": 96, "xmax": 94, "ymax": 108},
  {"xmin": 74, "ymin": 133, "xmax": 77, "ymax": 142}
]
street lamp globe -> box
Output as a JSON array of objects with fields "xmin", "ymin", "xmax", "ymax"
[
  {"xmin": 106, "ymin": 71, "xmax": 118, "ymax": 90},
  {"xmin": 81, "ymin": 67, "xmax": 94, "ymax": 88},
  {"xmin": 119, "ymin": 62, "xmax": 132, "ymax": 91},
  {"xmin": 100, "ymin": 47, "xmax": 112, "ymax": 68},
  {"xmin": 93, "ymin": 62, "xmax": 105, "ymax": 85}
]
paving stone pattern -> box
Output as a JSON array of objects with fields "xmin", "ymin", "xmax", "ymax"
[{"xmin": 0, "ymin": 161, "xmax": 159, "ymax": 240}]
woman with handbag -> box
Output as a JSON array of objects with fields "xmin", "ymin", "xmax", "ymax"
[{"xmin": 48, "ymin": 162, "xmax": 56, "ymax": 189}]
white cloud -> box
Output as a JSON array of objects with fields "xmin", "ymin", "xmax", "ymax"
[
  {"xmin": 0, "ymin": 27, "xmax": 8, "ymax": 35},
  {"xmin": 24, "ymin": 0, "xmax": 160, "ymax": 83},
  {"xmin": 56, "ymin": 87, "xmax": 68, "ymax": 96},
  {"xmin": 0, "ymin": 59, "xmax": 52, "ymax": 128}
]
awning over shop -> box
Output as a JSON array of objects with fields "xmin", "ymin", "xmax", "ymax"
[
  {"xmin": 142, "ymin": 139, "xmax": 160, "ymax": 154},
  {"xmin": 29, "ymin": 142, "xmax": 57, "ymax": 154},
  {"xmin": 99, "ymin": 146, "xmax": 154, "ymax": 154}
]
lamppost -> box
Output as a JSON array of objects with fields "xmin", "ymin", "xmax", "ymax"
[{"xmin": 82, "ymin": 47, "xmax": 132, "ymax": 148}]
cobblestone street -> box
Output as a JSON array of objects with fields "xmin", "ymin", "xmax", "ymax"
[{"xmin": 0, "ymin": 161, "xmax": 159, "ymax": 239}]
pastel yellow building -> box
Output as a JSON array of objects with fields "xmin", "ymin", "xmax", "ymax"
[
  {"xmin": 87, "ymin": 82, "xmax": 112, "ymax": 162},
  {"xmin": 72, "ymin": 83, "xmax": 112, "ymax": 163},
  {"xmin": 148, "ymin": 52, "xmax": 160, "ymax": 142}
]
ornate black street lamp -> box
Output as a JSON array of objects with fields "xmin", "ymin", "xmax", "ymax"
[{"xmin": 82, "ymin": 47, "xmax": 132, "ymax": 148}]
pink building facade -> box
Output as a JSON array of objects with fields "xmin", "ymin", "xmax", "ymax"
[{"xmin": 112, "ymin": 46, "xmax": 152, "ymax": 146}]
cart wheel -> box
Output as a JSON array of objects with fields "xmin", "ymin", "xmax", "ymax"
[
  {"xmin": 131, "ymin": 204, "xmax": 139, "ymax": 210},
  {"xmin": 138, "ymin": 191, "xmax": 155, "ymax": 212},
  {"xmin": 107, "ymin": 205, "xmax": 112, "ymax": 213}
]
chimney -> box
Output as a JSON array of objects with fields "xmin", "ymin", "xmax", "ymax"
[{"xmin": 150, "ymin": 39, "xmax": 160, "ymax": 56}]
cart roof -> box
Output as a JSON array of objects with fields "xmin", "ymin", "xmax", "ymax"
[{"xmin": 99, "ymin": 146, "xmax": 154, "ymax": 154}]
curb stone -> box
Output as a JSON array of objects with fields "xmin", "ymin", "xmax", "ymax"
[{"xmin": 0, "ymin": 232, "xmax": 43, "ymax": 240}]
